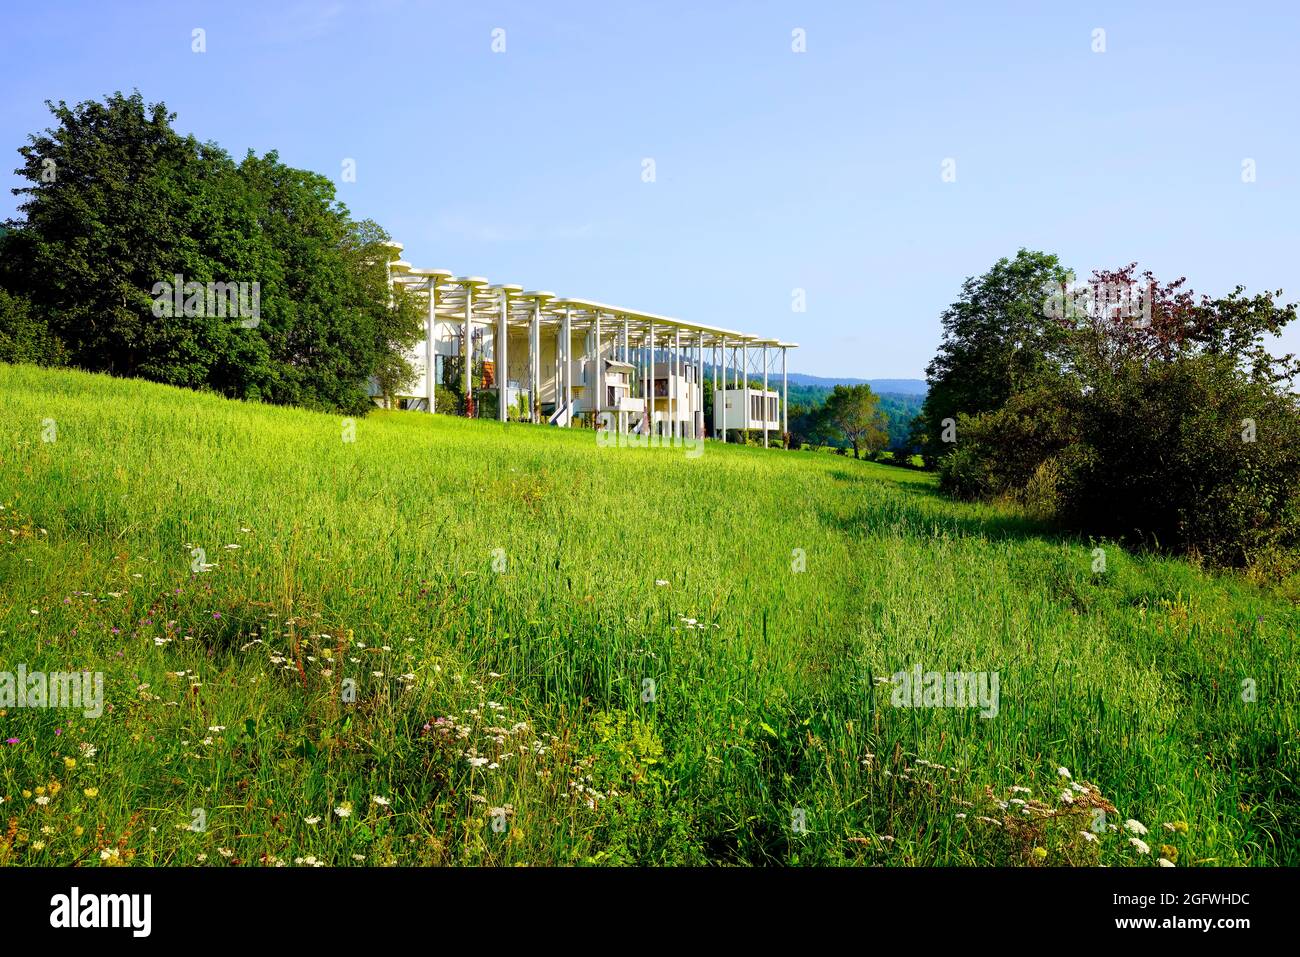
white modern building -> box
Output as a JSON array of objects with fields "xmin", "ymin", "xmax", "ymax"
[{"xmin": 375, "ymin": 242, "xmax": 797, "ymax": 445}]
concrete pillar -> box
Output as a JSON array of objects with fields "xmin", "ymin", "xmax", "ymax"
[
  {"xmin": 781, "ymin": 347, "xmax": 788, "ymax": 442},
  {"xmin": 696, "ymin": 330, "xmax": 704, "ymax": 439},
  {"xmin": 741, "ymin": 342, "xmax": 749, "ymax": 441},
  {"xmin": 463, "ymin": 286, "xmax": 474, "ymax": 418},
  {"xmin": 715, "ymin": 339, "xmax": 722, "ymax": 441},
  {"xmin": 529, "ymin": 302, "xmax": 540, "ymax": 423},
  {"xmin": 762, "ymin": 344, "xmax": 769, "ymax": 447},
  {"xmin": 427, "ymin": 278, "xmax": 437, "ymax": 413},
  {"xmin": 498, "ymin": 289, "xmax": 509, "ymax": 422},
  {"xmin": 647, "ymin": 323, "xmax": 655, "ymax": 436},
  {"xmin": 562, "ymin": 307, "xmax": 572, "ymax": 425},
  {"xmin": 595, "ymin": 310, "xmax": 604, "ymax": 432}
]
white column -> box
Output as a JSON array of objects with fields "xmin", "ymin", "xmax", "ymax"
[
  {"xmin": 426, "ymin": 278, "xmax": 437, "ymax": 413},
  {"xmin": 781, "ymin": 347, "xmax": 788, "ymax": 441},
  {"xmin": 762, "ymin": 344, "xmax": 769, "ymax": 447},
  {"xmin": 715, "ymin": 338, "xmax": 723, "ymax": 442},
  {"xmin": 697, "ymin": 330, "xmax": 705, "ymax": 439},
  {"xmin": 671, "ymin": 329, "xmax": 680, "ymax": 444},
  {"xmin": 562, "ymin": 307, "xmax": 572, "ymax": 424},
  {"xmin": 741, "ymin": 342, "xmax": 749, "ymax": 439},
  {"xmin": 647, "ymin": 323, "xmax": 655, "ymax": 436},
  {"xmin": 464, "ymin": 286, "xmax": 474, "ymax": 417},
  {"xmin": 529, "ymin": 302, "xmax": 540, "ymax": 423},
  {"xmin": 595, "ymin": 310, "xmax": 604, "ymax": 431},
  {"xmin": 498, "ymin": 290, "xmax": 509, "ymax": 422}
]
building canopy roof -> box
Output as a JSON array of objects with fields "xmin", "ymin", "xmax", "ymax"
[{"xmin": 387, "ymin": 245, "xmax": 797, "ymax": 350}]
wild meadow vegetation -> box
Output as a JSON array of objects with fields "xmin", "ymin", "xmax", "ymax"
[{"xmin": 3, "ymin": 363, "xmax": 1296, "ymax": 866}]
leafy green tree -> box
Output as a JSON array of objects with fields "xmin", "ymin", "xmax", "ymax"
[
  {"xmin": 919, "ymin": 249, "xmax": 1072, "ymax": 464},
  {"xmin": 2, "ymin": 91, "xmax": 421, "ymax": 414},
  {"xmin": 822, "ymin": 384, "xmax": 888, "ymax": 459}
]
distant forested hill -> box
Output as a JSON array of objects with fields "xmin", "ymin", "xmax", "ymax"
[{"xmin": 786, "ymin": 374, "xmax": 928, "ymax": 395}]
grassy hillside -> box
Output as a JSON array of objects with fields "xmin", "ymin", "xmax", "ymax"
[{"xmin": 1, "ymin": 363, "xmax": 1296, "ymax": 866}]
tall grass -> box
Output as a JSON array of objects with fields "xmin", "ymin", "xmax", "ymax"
[{"xmin": 1, "ymin": 363, "xmax": 1295, "ymax": 866}]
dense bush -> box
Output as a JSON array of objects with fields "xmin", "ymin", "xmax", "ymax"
[
  {"xmin": 940, "ymin": 357, "xmax": 1300, "ymax": 567},
  {"xmin": 925, "ymin": 254, "xmax": 1300, "ymax": 570},
  {"xmin": 0, "ymin": 287, "xmax": 65, "ymax": 365}
]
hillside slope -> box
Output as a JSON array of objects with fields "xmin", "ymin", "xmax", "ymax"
[{"xmin": 1, "ymin": 363, "xmax": 1295, "ymax": 866}]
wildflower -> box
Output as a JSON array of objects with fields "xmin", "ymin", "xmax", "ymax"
[
  {"xmin": 655, "ymin": 579, "xmax": 669, "ymax": 586},
  {"xmin": 1032, "ymin": 847, "xmax": 1047, "ymax": 860},
  {"xmin": 371, "ymin": 796, "xmax": 390, "ymax": 806},
  {"xmin": 1081, "ymin": 830, "xmax": 1098, "ymax": 843},
  {"xmin": 334, "ymin": 803, "xmax": 353, "ymax": 818},
  {"xmin": 35, "ymin": 796, "xmax": 50, "ymax": 805},
  {"xmin": 100, "ymin": 848, "xmax": 120, "ymax": 862},
  {"xmin": 83, "ymin": 788, "xmax": 98, "ymax": 798},
  {"xmin": 1057, "ymin": 767, "xmax": 1072, "ymax": 779},
  {"xmin": 1124, "ymin": 819, "xmax": 1148, "ymax": 836},
  {"xmin": 31, "ymin": 841, "xmax": 45, "ymax": 851},
  {"xmin": 1128, "ymin": 837, "xmax": 1151, "ymax": 854},
  {"xmin": 1158, "ymin": 858, "xmax": 1175, "ymax": 867},
  {"xmin": 304, "ymin": 815, "xmax": 321, "ymax": 825},
  {"xmin": 63, "ymin": 757, "xmax": 76, "ymax": 770}
]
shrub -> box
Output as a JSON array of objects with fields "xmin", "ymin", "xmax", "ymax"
[{"xmin": 0, "ymin": 288, "xmax": 66, "ymax": 366}]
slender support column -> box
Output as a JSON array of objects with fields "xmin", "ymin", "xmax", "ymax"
[
  {"xmin": 594, "ymin": 310, "xmax": 604, "ymax": 432},
  {"xmin": 427, "ymin": 278, "xmax": 437, "ymax": 413},
  {"xmin": 464, "ymin": 287, "xmax": 474, "ymax": 418},
  {"xmin": 498, "ymin": 290, "xmax": 509, "ymax": 422},
  {"xmin": 741, "ymin": 342, "xmax": 749, "ymax": 441},
  {"xmin": 781, "ymin": 347, "xmax": 788, "ymax": 442},
  {"xmin": 671, "ymin": 329, "xmax": 680, "ymax": 444},
  {"xmin": 529, "ymin": 303, "xmax": 540, "ymax": 423},
  {"xmin": 647, "ymin": 323, "xmax": 655, "ymax": 436},
  {"xmin": 562, "ymin": 307, "xmax": 572, "ymax": 425},
  {"xmin": 696, "ymin": 330, "xmax": 705, "ymax": 439},
  {"xmin": 717, "ymin": 338, "xmax": 725, "ymax": 442},
  {"xmin": 762, "ymin": 344, "xmax": 769, "ymax": 447}
]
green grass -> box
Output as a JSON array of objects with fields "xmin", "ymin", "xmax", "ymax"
[{"xmin": 1, "ymin": 362, "xmax": 1296, "ymax": 866}]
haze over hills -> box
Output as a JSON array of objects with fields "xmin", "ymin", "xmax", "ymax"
[{"xmin": 786, "ymin": 374, "xmax": 928, "ymax": 395}]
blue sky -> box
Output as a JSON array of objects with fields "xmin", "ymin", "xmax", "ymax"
[{"xmin": 2, "ymin": 0, "xmax": 1297, "ymax": 378}]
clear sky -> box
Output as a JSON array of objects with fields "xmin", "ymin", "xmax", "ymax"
[{"xmin": 2, "ymin": 1, "xmax": 1297, "ymax": 379}]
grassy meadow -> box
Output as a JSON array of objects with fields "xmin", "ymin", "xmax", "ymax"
[{"xmin": 1, "ymin": 362, "xmax": 1296, "ymax": 866}]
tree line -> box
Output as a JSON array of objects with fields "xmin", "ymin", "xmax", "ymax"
[
  {"xmin": 0, "ymin": 91, "xmax": 423, "ymax": 414},
  {"xmin": 914, "ymin": 249, "xmax": 1300, "ymax": 572}
]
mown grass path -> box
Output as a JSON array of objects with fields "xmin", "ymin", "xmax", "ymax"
[{"xmin": 1, "ymin": 364, "xmax": 1296, "ymax": 865}]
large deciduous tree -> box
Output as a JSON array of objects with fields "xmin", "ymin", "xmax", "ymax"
[
  {"xmin": 822, "ymin": 383, "xmax": 888, "ymax": 459},
  {"xmin": 0, "ymin": 91, "xmax": 421, "ymax": 414},
  {"xmin": 918, "ymin": 249, "xmax": 1072, "ymax": 464}
]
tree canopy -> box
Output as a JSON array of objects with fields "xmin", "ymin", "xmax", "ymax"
[{"xmin": 0, "ymin": 91, "xmax": 421, "ymax": 413}]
